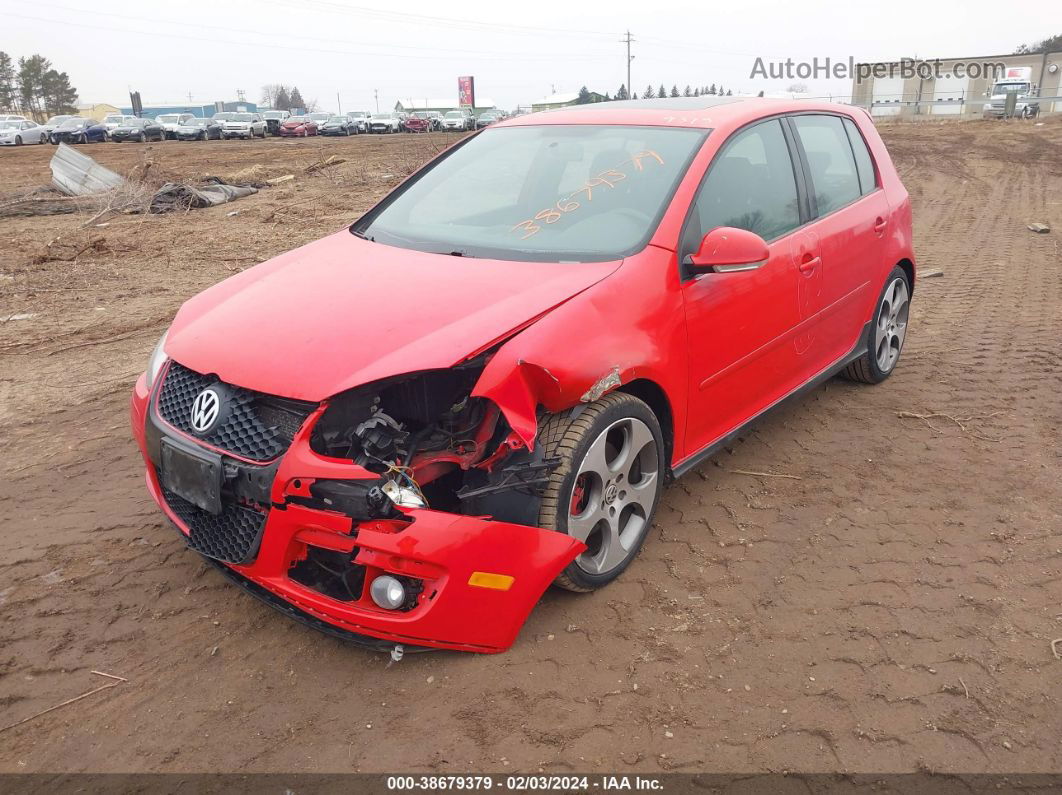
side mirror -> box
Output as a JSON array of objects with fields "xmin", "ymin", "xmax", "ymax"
[{"xmin": 684, "ymin": 227, "xmax": 770, "ymax": 274}]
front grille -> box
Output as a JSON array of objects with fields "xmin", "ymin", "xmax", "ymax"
[
  {"xmin": 157, "ymin": 362, "xmax": 316, "ymax": 462},
  {"xmin": 163, "ymin": 489, "xmax": 267, "ymax": 564}
]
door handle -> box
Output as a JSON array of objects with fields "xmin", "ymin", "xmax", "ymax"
[
  {"xmin": 798, "ymin": 256, "xmax": 821, "ymax": 274},
  {"xmin": 874, "ymin": 217, "xmax": 887, "ymax": 235}
]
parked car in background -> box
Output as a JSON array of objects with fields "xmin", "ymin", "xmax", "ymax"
[
  {"xmin": 219, "ymin": 112, "xmax": 266, "ymax": 139},
  {"xmin": 110, "ymin": 117, "xmax": 166, "ymax": 142},
  {"xmin": 0, "ymin": 119, "xmax": 47, "ymax": 145},
  {"xmin": 441, "ymin": 108, "xmax": 474, "ymax": 131},
  {"xmin": 0, "ymin": 114, "xmax": 27, "ymax": 122},
  {"xmin": 369, "ymin": 111, "xmax": 403, "ymax": 133},
  {"xmin": 175, "ymin": 117, "xmax": 223, "ymax": 141},
  {"xmin": 475, "ymin": 110, "xmax": 501, "ymax": 128},
  {"xmin": 346, "ymin": 111, "xmax": 370, "ymax": 133},
  {"xmin": 278, "ymin": 116, "xmax": 318, "ymax": 137},
  {"xmin": 50, "ymin": 117, "xmax": 107, "ymax": 144},
  {"xmin": 402, "ymin": 111, "xmax": 434, "ymax": 133},
  {"xmin": 320, "ymin": 115, "xmax": 357, "ymax": 136},
  {"xmin": 40, "ymin": 114, "xmax": 76, "ymax": 135},
  {"xmin": 156, "ymin": 113, "xmax": 196, "ymax": 139},
  {"xmin": 100, "ymin": 114, "xmax": 138, "ymax": 138},
  {"xmin": 308, "ymin": 112, "xmax": 333, "ymax": 129},
  {"xmin": 262, "ymin": 110, "xmax": 290, "ymax": 136}
]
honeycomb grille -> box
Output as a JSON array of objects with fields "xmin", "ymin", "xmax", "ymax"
[
  {"xmin": 157, "ymin": 362, "xmax": 315, "ymax": 462},
  {"xmin": 163, "ymin": 489, "xmax": 267, "ymax": 564}
]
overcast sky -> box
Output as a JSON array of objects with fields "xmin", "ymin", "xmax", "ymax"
[{"xmin": 3, "ymin": 0, "xmax": 1056, "ymax": 112}]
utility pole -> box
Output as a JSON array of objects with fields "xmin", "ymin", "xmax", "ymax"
[
  {"xmin": 187, "ymin": 91, "xmax": 193, "ymax": 103},
  {"xmin": 374, "ymin": 88, "xmax": 379, "ymax": 113},
  {"xmin": 620, "ymin": 30, "xmax": 635, "ymax": 98},
  {"xmin": 337, "ymin": 91, "xmax": 342, "ymax": 115}
]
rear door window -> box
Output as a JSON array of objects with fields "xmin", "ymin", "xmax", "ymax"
[
  {"xmin": 842, "ymin": 117, "xmax": 877, "ymax": 195},
  {"xmin": 791, "ymin": 115, "xmax": 861, "ymax": 215}
]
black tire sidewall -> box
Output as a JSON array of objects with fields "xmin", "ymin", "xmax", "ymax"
[
  {"xmin": 862, "ymin": 266, "xmax": 911, "ymax": 382},
  {"xmin": 547, "ymin": 397, "xmax": 665, "ymax": 590}
]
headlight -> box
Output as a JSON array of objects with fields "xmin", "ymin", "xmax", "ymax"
[{"xmin": 145, "ymin": 330, "xmax": 169, "ymax": 390}]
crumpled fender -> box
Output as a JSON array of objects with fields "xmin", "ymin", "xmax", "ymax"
[{"xmin": 472, "ymin": 248, "xmax": 688, "ymax": 452}]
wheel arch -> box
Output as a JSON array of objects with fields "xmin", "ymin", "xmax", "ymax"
[
  {"xmin": 896, "ymin": 257, "xmax": 915, "ymax": 296},
  {"xmin": 616, "ymin": 378, "xmax": 674, "ymax": 468}
]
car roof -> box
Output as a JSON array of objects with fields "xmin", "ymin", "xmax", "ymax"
[{"xmin": 498, "ymin": 97, "xmax": 862, "ymax": 129}]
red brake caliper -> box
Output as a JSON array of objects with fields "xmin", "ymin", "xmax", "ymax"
[{"xmin": 570, "ymin": 474, "xmax": 588, "ymax": 516}]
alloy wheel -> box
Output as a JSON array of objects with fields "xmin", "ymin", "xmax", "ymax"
[
  {"xmin": 568, "ymin": 416, "xmax": 659, "ymax": 576},
  {"xmin": 875, "ymin": 277, "xmax": 910, "ymax": 373}
]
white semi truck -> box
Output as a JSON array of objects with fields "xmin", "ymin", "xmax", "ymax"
[{"xmin": 982, "ymin": 66, "xmax": 1040, "ymax": 119}]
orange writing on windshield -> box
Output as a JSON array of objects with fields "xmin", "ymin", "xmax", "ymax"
[{"xmin": 511, "ymin": 150, "xmax": 665, "ymax": 240}]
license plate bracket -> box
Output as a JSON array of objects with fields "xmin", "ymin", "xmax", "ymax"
[{"xmin": 160, "ymin": 440, "xmax": 223, "ymax": 515}]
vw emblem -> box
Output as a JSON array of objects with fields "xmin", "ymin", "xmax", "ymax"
[{"xmin": 189, "ymin": 388, "xmax": 221, "ymax": 434}]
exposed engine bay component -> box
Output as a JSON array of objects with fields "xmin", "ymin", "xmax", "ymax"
[
  {"xmin": 381, "ymin": 478, "xmax": 426, "ymax": 509},
  {"xmin": 286, "ymin": 478, "xmax": 399, "ymax": 521},
  {"xmin": 306, "ymin": 362, "xmax": 567, "ymax": 524},
  {"xmin": 354, "ymin": 411, "xmax": 408, "ymax": 465}
]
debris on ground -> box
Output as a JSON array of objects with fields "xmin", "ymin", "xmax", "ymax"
[
  {"xmin": 149, "ymin": 178, "xmax": 258, "ymax": 214},
  {"xmin": 305, "ymin": 155, "xmax": 346, "ymax": 174},
  {"xmin": 920, "ymin": 269, "xmax": 945, "ymax": 278},
  {"xmin": 50, "ymin": 143, "xmax": 125, "ymax": 196},
  {"xmin": 1027, "ymin": 223, "xmax": 1050, "ymax": 233}
]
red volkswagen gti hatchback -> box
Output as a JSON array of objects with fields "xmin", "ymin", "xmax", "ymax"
[{"xmin": 131, "ymin": 97, "xmax": 914, "ymax": 655}]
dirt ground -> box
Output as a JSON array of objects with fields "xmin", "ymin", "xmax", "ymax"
[{"xmin": 0, "ymin": 120, "xmax": 1059, "ymax": 774}]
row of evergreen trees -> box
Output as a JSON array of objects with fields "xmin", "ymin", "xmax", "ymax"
[
  {"xmin": 577, "ymin": 83, "xmax": 735, "ymax": 104},
  {"xmin": 0, "ymin": 52, "xmax": 78, "ymax": 118}
]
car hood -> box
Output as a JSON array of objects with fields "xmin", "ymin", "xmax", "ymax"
[{"xmin": 166, "ymin": 231, "xmax": 622, "ymax": 401}]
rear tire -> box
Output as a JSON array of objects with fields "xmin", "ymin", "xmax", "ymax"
[
  {"xmin": 841, "ymin": 266, "xmax": 911, "ymax": 384},
  {"xmin": 538, "ymin": 393, "xmax": 665, "ymax": 592},
  {"xmin": 14, "ymin": 135, "xmax": 22, "ymax": 145}
]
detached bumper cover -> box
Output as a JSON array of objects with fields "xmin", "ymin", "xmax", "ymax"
[{"xmin": 130, "ymin": 373, "xmax": 583, "ymax": 653}]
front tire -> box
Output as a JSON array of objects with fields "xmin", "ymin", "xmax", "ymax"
[
  {"xmin": 841, "ymin": 266, "xmax": 911, "ymax": 384},
  {"xmin": 538, "ymin": 393, "xmax": 665, "ymax": 592}
]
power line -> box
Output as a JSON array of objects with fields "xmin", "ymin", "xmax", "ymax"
[{"xmin": 620, "ymin": 30, "xmax": 635, "ymax": 96}]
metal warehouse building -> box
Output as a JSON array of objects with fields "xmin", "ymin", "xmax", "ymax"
[{"xmin": 852, "ymin": 50, "xmax": 1062, "ymax": 117}]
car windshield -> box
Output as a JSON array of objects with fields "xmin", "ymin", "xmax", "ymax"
[
  {"xmin": 123, "ymin": 119, "xmax": 145, "ymax": 128},
  {"xmin": 0, "ymin": 121, "xmax": 17, "ymax": 130},
  {"xmin": 992, "ymin": 82, "xmax": 1030, "ymax": 94},
  {"xmin": 102, "ymin": 115, "xmax": 122, "ymax": 124},
  {"xmin": 46, "ymin": 116, "xmax": 70, "ymax": 124},
  {"xmin": 213, "ymin": 113, "xmax": 236, "ymax": 121},
  {"xmin": 289, "ymin": 116, "xmax": 309, "ymax": 122},
  {"xmin": 372, "ymin": 113, "xmax": 394, "ymax": 120},
  {"xmin": 185, "ymin": 119, "xmax": 207, "ymax": 127},
  {"xmin": 157, "ymin": 115, "xmax": 181, "ymax": 123},
  {"xmin": 355, "ymin": 124, "xmax": 707, "ymax": 262},
  {"xmin": 58, "ymin": 119, "xmax": 87, "ymax": 129},
  {"xmin": 263, "ymin": 111, "xmax": 285, "ymax": 119},
  {"xmin": 230, "ymin": 113, "xmax": 255, "ymax": 121},
  {"xmin": 327, "ymin": 116, "xmax": 345, "ymax": 122},
  {"xmin": 444, "ymin": 111, "xmax": 464, "ymax": 118},
  {"xmin": 310, "ymin": 113, "xmax": 331, "ymax": 120}
]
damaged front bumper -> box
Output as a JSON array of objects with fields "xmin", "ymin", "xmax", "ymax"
[{"xmin": 130, "ymin": 372, "xmax": 583, "ymax": 654}]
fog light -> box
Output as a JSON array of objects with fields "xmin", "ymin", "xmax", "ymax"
[{"xmin": 370, "ymin": 575, "xmax": 407, "ymax": 610}]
